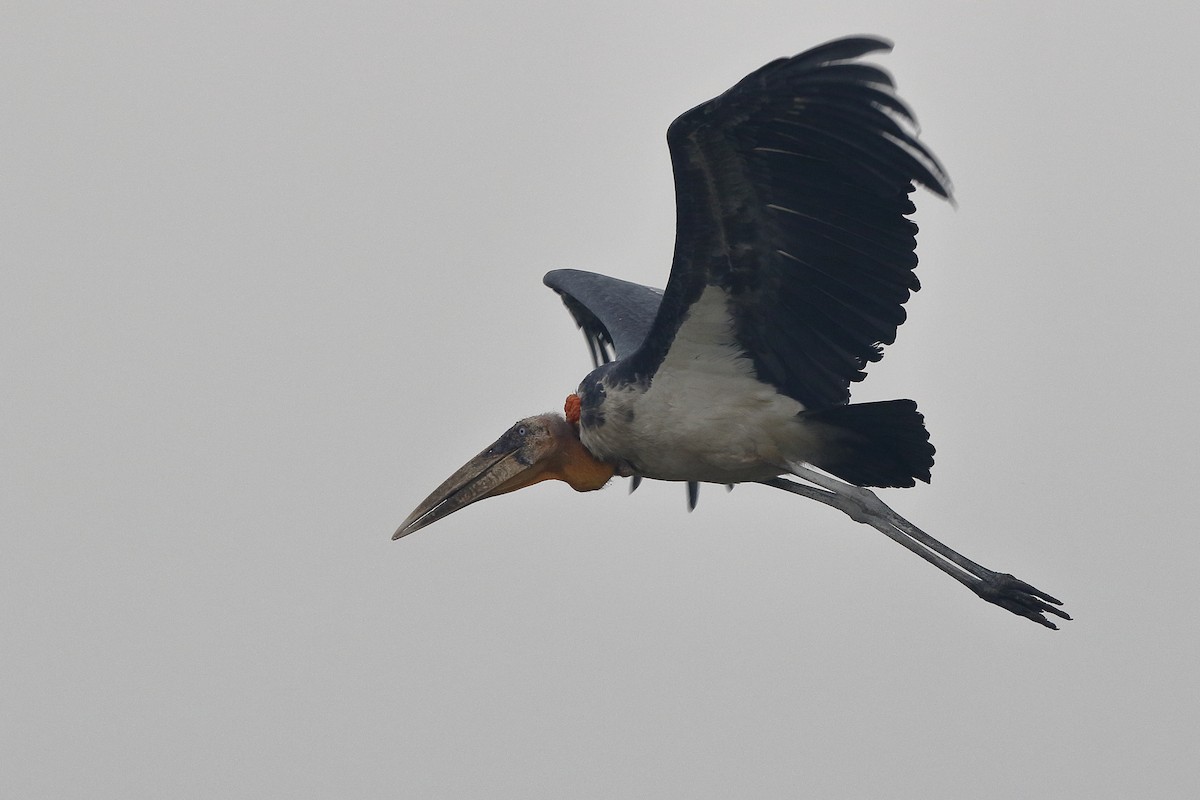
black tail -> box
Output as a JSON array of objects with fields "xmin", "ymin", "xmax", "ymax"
[{"xmin": 803, "ymin": 399, "xmax": 934, "ymax": 488}]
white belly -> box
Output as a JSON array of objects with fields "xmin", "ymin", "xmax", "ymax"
[{"xmin": 579, "ymin": 286, "xmax": 820, "ymax": 483}]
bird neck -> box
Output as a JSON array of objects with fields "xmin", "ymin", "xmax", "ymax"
[{"xmin": 551, "ymin": 426, "xmax": 615, "ymax": 492}]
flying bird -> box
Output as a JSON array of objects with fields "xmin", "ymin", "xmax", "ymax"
[{"xmin": 394, "ymin": 36, "xmax": 1069, "ymax": 629}]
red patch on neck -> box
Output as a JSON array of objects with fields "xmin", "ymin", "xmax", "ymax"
[{"xmin": 564, "ymin": 393, "xmax": 581, "ymax": 426}]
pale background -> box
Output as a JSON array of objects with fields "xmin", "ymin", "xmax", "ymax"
[{"xmin": 5, "ymin": 2, "xmax": 1198, "ymax": 797}]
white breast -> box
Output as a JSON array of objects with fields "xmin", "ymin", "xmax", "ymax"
[{"xmin": 581, "ymin": 286, "xmax": 821, "ymax": 483}]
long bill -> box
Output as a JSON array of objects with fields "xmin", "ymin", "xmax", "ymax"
[
  {"xmin": 394, "ymin": 450, "xmax": 535, "ymax": 540},
  {"xmin": 392, "ymin": 413, "xmax": 615, "ymax": 540}
]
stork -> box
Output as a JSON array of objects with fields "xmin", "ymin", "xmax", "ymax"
[{"xmin": 394, "ymin": 36, "xmax": 1069, "ymax": 629}]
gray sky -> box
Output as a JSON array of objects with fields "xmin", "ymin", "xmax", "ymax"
[{"xmin": 5, "ymin": 2, "xmax": 1199, "ymax": 797}]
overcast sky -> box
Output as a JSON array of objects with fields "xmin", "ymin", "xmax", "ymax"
[{"xmin": 5, "ymin": 2, "xmax": 1199, "ymax": 798}]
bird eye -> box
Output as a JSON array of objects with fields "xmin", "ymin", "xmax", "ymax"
[{"xmin": 517, "ymin": 425, "xmax": 527, "ymax": 436}]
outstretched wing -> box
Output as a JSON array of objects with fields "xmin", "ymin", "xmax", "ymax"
[
  {"xmin": 615, "ymin": 36, "xmax": 951, "ymax": 409},
  {"xmin": 543, "ymin": 269, "xmax": 664, "ymax": 368}
]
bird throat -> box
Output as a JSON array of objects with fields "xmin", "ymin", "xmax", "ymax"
[{"xmin": 557, "ymin": 393, "xmax": 613, "ymax": 491}]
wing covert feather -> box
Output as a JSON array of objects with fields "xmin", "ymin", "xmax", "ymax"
[{"xmin": 543, "ymin": 269, "xmax": 663, "ymax": 368}]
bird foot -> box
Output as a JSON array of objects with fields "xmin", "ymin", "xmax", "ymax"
[{"xmin": 970, "ymin": 572, "xmax": 1070, "ymax": 629}]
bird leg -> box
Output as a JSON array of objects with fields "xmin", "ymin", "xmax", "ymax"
[{"xmin": 764, "ymin": 465, "xmax": 1070, "ymax": 629}]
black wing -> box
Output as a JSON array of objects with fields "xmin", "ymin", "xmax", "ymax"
[
  {"xmin": 543, "ymin": 269, "xmax": 664, "ymax": 368},
  {"xmin": 617, "ymin": 36, "xmax": 951, "ymax": 409}
]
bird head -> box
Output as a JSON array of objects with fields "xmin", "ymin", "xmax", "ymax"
[{"xmin": 393, "ymin": 411, "xmax": 614, "ymax": 540}]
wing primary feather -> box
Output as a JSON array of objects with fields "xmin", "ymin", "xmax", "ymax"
[{"xmin": 612, "ymin": 36, "xmax": 952, "ymax": 409}]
